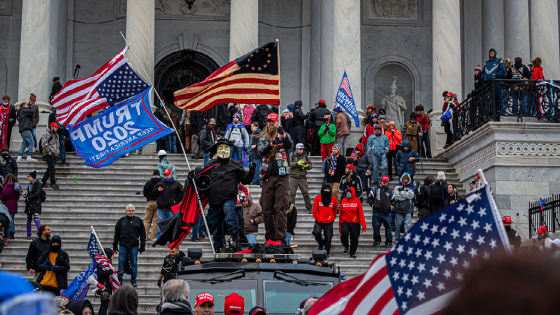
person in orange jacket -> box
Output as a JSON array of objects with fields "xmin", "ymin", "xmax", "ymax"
[
  {"xmin": 384, "ymin": 121, "xmax": 402, "ymax": 181},
  {"xmin": 312, "ymin": 183, "xmax": 338, "ymax": 257},
  {"xmin": 339, "ymin": 187, "xmax": 366, "ymax": 258}
]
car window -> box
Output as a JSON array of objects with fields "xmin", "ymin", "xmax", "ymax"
[
  {"xmin": 187, "ymin": 279, "xmax": 258, "ymax": 313},
  {"xmin": 263, "ymin": 280, "xmax": 333, "ymax": 313}
]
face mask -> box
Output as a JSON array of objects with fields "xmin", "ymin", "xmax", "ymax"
[
  {"xmin": 505, "ymin": 226, "xmax": 511, "ymax": 232},
  {"xmin": 381, "ymin": 184, "xmax": 388, "ymax": 189},
  {"xmin": 2, "ymin": 102, "xmax": 7, "ymax": 106},
  {"xmin": 164, "ymin": 177, "xmax": 173, "ymax": 182},
  {"xmin": 51, "ymin": 245, "xmax": 61, "ymax": 253},
  {"xmin": 346, "ymin": 193, "xmax": 352, "ymax": 199},
  {"xmin": 217, "ymin": 144, "xmax": 230, "ymax": 159}
]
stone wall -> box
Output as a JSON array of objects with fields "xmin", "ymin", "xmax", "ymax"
[
  {"xmin": 0, "ymin": 0, "xmax": 22, "ymax": 100},
  {"xmin": 436, "ymin": 122, "xmax": 560, "ymax": 239}
]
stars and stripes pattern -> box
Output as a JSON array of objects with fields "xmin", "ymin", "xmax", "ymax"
[
  {"xmin": 52, "ymin": 47, "xmax": 149, "ymax": 127},
  {"xmin": 174, "ymin": 42, "xmax": 280, "ymax": 111},
  {"xmin": 341, "ymin": 76, "xmax": 353, "ymax": 99},
  {"xmin": 309, "ymin": 184, "xmax": 509, "ymax": 315},
  {"xmin": 88, "ymin": 232, "xmax": 120, "ymax": 293}
]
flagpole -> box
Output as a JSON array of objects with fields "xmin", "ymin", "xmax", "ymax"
[
  {"xmin": 119, "ymin": 32, "xmax": 216, "ymax": 256},
  {"xmin": 91, "ymin": 226, "xmax": 107, "ymax": 258},
  {"xmin": 276, "ymin": 39, "xmax": 281, "ymax": 114}
]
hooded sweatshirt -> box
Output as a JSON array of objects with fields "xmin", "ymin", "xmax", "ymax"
[
  {"xmin": 339, "ymin": 187, "xmax": 367, "ymax": 233},
  {"xmin": 353, "ymin": 144, "xmax": 374, "ymax": 174},
  {"xmin": 482, "ymin": 49, "xmax": 506, "ymax": 82},
  {"xmin": 395, "ymin": 140, "xmax": 420, "ymax": 176},
  {"xmin": 36, "ymin": 235, "xmax": 70, "ymax": 289},
  {"xmin": 243, "ymin": 191, "xmax": 264, "ymax": 234},
  {"xmin": 384, "ymin": 123, "xmax": 402, "ymax": 151},
  {"xmin": 108, "ymin": 286, "xmax": 139, "ymax": 315},
  {"xmin": 393, "ymin": 173, "xmax": 415, "ymax": 214},
  {"xmin": 158, "ymin": 156, "xmax": 177, "ymax": 181},
  {"xmin": 66, "ymin": 299, "xmax": 94, "ymax": 315},
  {"xmin": 312, "ymin": 184, "xmax": 338, "ymax": 224},
  {"xmin": 532, "ymin": 66, "xmax": 544, "ymax": 80}
]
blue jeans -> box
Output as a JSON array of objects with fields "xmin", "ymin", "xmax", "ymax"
[
  {"xmin": 191, "ymin": 216, "xmax": 205, "ymax": 240},
  {"xmin": 420, "ymin": 133, "xmax": 431, "ymax": 158},
  {"xmin": 9, "ymin": 213, "xmax": 14, "ymax": 236},
  {"xmin": 32, "ymin": 128, "xmax": 37, "ymax": 149},
  {"xmin": 168, "ymin": 134, "xmax": 177, "ymax": 154},
  {"xmin": 372, "ymin": 154, "xmax": 388, "ymax": 186},
  {"xmin": 59, "ymin": 134, "xmax": 66, "ymax": 164},
  {"xmin": 203, "ymin": 152, "xmax": 210, "ymax": 167},
  {"xmin": 230, "ymin": 146, "xmax": 243, "ymax": 161},
  {"xmin": 251, "ymin": 158, "xmax": 262, "ymax": 184},
  {"xmin": 246, "ymin": 233, "xmax": 257, "ymax": 244},
  {"xmin": 156, "ymin": 136, "xmax": 167, "ymax": 152},
  {"xmin": 206, "ymin": 200, "xmax": 238, "ymax": 250},
  {"xmin": 372, "ymin": 212, "xmax": 393, "ymax": 244},
  {"xmin": 285, "ymin": 231, "xmax": 292, "ymax": 246},
  {"xmin": 18, "ymin": 130, "xmax": 34, "ymax": 157},
  {"xmin": 156, "ymin": 209, "xmax": 174, "ymax": 239},
  {"xmin": 394, "ymin": 213, "xmax": 412, "ymax": 241},
  {"xmin": 117, "ymin": 246, "xmax": 138, "ymax": 283}
]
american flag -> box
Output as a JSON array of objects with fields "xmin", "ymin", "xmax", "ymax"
[
  {"xmin": 174, "ymin": 42, "xmax": 280, "ymax": 111},
  {"xmin": 52, "ymin": 47, "xmax": 150, "ymax": 127},
  {"xmin": 341, "ymin": 76, "xmax": 353, "ymax": 99},
  {"xmin": 309, "ymin": 184, "xmax": 510, "ymax": 315},
  {"xmin": 87, "ymin": 232, "xmax": 120, "ymax": 293}
]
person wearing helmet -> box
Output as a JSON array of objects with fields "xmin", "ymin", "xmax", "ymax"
[
  {"xmin": 289, "ymin": 143, "xmax": 313, "ymax": 214},
  {"xmin": 502, "ymin": 216, "xmax": 521, "ymax": 251},
  {"xmin": 157, "ymin": 150, "xmax": 176, "ymax": 181},
  {"xmin": 318, "ymin": 114, "xmax": 336, "ymax": 162}
]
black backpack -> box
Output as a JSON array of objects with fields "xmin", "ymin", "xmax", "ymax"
[
  {"xmin": 430, "ymin": 182, "xmax": 445, "ymax": 207},
  {"xmin": 40, "ymin": 190, "xmax": 47, "ymax": 203}
]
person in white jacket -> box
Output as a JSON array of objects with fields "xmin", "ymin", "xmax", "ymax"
[{"xmin": 392, "ymin": 172, "xmax": 415, "ymax": 241}]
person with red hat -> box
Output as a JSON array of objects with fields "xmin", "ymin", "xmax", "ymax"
[
  {"xmin": 39, "ymin": 122, "xmax": 61, "ymax": 189},
  {"xmin": 154, "ymin": 168, "xmax": 184, "ymax": 239},
  {"xmin": 224, "ymin": 292, "xmax": 245, "ymax": 315},
  {"xmin": 256, "ymin": 111, "xmax": 293, "ymax": 243},
  {"xmin": 502, "ymin": 215, "xmax": 521, "ymax": 251},
  {"xmin": 351, "ymin": 143, "xmax": 373, "ymax": 198},
  {"xmin": 368, "ymin": 175, "xmax": 393, "ymax": 247},
  {"xmin": 194, "ymin": 292, "xmax": 214, "ymax": 315},
  {"xmin": 537, "ymin": 225, "xmax": 552, "ymax": 250},
  {"xmin": 318, "ymin": 114, "xmax": 336, "ymax": 162},
  {"xmin": 309, "ymin": 100, "xmax": 331, "ymax": 156},
  {"xmin": 339, "ymin": 187, "xmax": 366, "ymax": 258},
  {"xmin": 339, "ymin": 164, "xmax": 363, "ymax": 199}
]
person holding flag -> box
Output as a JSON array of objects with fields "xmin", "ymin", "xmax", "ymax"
[
  {"xmin": 224, "ymin": 113, "xmax": 250, "ymax": 163},
  {"xmin": 96, "ymin": 247, "xmax": 117, "ymax": 315}
]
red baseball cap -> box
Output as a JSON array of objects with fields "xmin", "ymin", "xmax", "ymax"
[
  {"xmin": 502, "ymin": 216, "xmax": 512, "ymax": 223},
  {"xmin": 382, "ymin": 175, "xmax": 390, "ymax": 182},
  {"xmin": 345, "ymin": 164, "xmax": 355, "ymax": 171},
  {"xmin": 195, "ymin": 292, "xmax": 214, "ymax": 306},
  {"xmin": 224, "ymin": 292, "xmax": 245, "ymax": 315},
  {"xmin": 163, "ymin": 169, "xmax": 173, "ymax": 175},
  {"xmin": 266, "ymin": 112, "xmax": 279, "ymax": 122},
  {"xmin": 537, "ymin": 225, "xmax": 547, "ymax": 234},
  {"xmin": 49, "ymin": 122, "xmax": 59, "ymax": 128},
  {"xmin": 318, "ymin": 99, "xmax": 326, "ymax": 105}
]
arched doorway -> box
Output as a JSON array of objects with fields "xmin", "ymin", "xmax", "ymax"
[{"xmin": 154, "ymin": 50, "xmax": 219, "ymax": 114}]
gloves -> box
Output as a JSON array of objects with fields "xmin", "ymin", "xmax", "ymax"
[
  {"xmin": 139, "ymin": 244, "xmax": 145, "ymax": 253},
  {"xmin": 44, "ymin": 260, "xmax": 53, "ymax": 267},
  {"xmin": 324, "ymin": 125, "xmax": 330, "ymax": 132},
  {"xmin": 41, "ymin": 263, "xmax": 53, "ymax": 271},
  {"xmin": 157, "ymin": 279, "xmax": 162, "ymax": 288},
  {"xmin": 249, "ymin": 163, "xmax": 256, "ymax": 171},
  {"xmin": 187, "ymin": 170, "xmax": 196, "ymax": 180},
  {"xmin": 297, "ymin": 160, "xmax": 303, "ymax": 166}
]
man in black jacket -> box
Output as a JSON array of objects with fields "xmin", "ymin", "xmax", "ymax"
[
  {"xmin": 17, "ymin": 102, "xmax": 37, "ymax": 161},
  {"xmin": 36, "ymin": 235, "xmax": 70, "ymax": 296},
  {"xmin": 26, "ymin": 225, "xmax": 51, "ymax": 277},
  {"xmin": 189, "ymin": 111, "xmax": 206, "ymax": 159},
  {"xmin": 204, "ymin": 138, "xmax": 254, "ymax": 252},
  {"xmin": 215, "ymin": 103, "xmax": 229, "ymax": 133},
  {"xmin": 416, "ymin": 176, "xmax": 433, "ymax": 219},
  {"xmin": 97, "ymin": 247, "xmax": 116, "ymax": 315},
  {"xmin": 113, "ymin": 204, "xmax": 146, "ymax": 287},
  {"xmin": 339, "ymin": 164, "xmax": 363, "ymax": 199},
  {"xmin": 309, "ymin": 100, "xmax": 330, "ymax": 156},
  {"xmin": 143, "ymin": 170, "xmax": 162, "ymax": 241},
  {"xmin": 251, "ymin": 104, "xmax": 272, "ymax": 130},
  {"xmin": 157, "ymin": 247, "xmax": 186, "ymax": 288},
  {"xmin": 292, "ymin": 100, "xmax": 308, "ymax": 146},
  {"xmin": 24, "ymin": 171, "xmax": 43, "ymax": 239},
  {"xmin": 155, "ymin": 169, "xmax": 184, "ymax": 239},
  {"xmin": 0, "ymin": 146, "xmax": 17, "ymax": 179},
  {"xmin": 368, "ymin": 176, "xmax": 393, "ymax": 247},
  {"xmin": 199, "ymin": 118, "xmax": 217, "ymax": 167}
]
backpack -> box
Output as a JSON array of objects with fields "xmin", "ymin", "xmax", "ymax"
[
  {"xmin": 40, "ymin": 189, "xmax": 47, "ymax": 203},
  {"xmin": 331, "ymin": 112, "xmax": 352, "ymax": 130},
  {"xmin": 13, "ymin": 182, "xmax": 23, "ymax": 196},
  {"xmin": 256, "ymin": 106, "xmax": 270, "ymax": 128},
  {"xmin": 430, "ymin": 182, "xmax": 446, "ymax": 207},
  {"xmin": 38, "ymin": 132, "xmax": 54, "ymax": 155}
]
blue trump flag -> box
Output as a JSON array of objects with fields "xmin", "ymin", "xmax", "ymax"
[
  {"xmin": 335, "ymin": 71, "xmax": 360, "ymax": 128},
  {"xmin": 68, "ymin": 87, "xmax": 173, "ymax": 168},
  {"xmin": 61, "ymin": 260, "xmax": 97, "ymax": 301}
]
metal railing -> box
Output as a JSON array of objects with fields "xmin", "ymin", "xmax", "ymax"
[
  {"xmin": 528, "ymin": 194, "xmax": 560, "ymax": 237},
  {"xmin": 452, "ymin": 79, "xmax": 560, "ymax": 139}
]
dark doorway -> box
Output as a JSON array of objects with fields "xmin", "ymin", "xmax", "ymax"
[{"xmin": 154, "ymin": 50, "xmax": 219, "ymax": 116}]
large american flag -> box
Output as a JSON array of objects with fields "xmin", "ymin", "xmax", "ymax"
[
  {"xmin": 174, "ymin": 42, "xmax": 280, "ymax": 111},
  {"xmin": 309, "ymin": 184, "xmax": 510, "ymax": 315},
  {"xmin": 52, "ymin": 47, "xmax": 150, "ymax": 127},
  {"xmin": 87, "ymin": 232, "xmax": 120, "ymax": 293}
]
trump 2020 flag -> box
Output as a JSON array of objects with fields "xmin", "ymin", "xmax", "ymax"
[
  {"xmin": 335, "ymin": 71, "xmax": 360, "ymax": 128},
  {"xmin": 68, "ymin": 87, "xmax": 173, "ymax": 168},
  {"xmin": 309, "ymin": 181, "xmax": 510, "ymax": 315},
  {"xmin": 61, "ymin": 260, "xmax": 97, "ymax": 301}
]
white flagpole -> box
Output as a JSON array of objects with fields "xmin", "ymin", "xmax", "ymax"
[
  {"xmin": 119, "ymin": 32, "xmax": 215, "ymax": 256},
  {"xmin": 91, "ymin": 226, "xmax": 107, "ymax": 258}
]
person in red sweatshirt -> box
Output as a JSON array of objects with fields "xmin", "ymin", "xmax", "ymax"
[
  {"xmin": 312, "ymin": 183, "xmax": 338, "ymax": 257},
  {"xmin": 339, "ymin": 187, "xmax": 366, "ymax": 258}
]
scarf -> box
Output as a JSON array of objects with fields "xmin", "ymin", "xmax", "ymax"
[
  {"xmin": 328, "ymin": 144, "xmax": 341, "ymax": 176},
  {"xmin": 320, "ymin": 183, "xmax": 332, "ymax": 206}
]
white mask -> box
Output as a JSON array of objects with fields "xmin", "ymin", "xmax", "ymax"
[{"xmin": 216, "ymin": 144, "xmax": 230, "ymax": 159}]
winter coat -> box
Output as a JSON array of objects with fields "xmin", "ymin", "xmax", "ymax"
[
  {"xmin": 161, "ymin": 251, "xmax": 186, "ymax": 283},
  {"xmin": 243, "ymin": 191, "xmax": 263, "ymax": 234},
  {"xmin": 442, "ymin": 193, "xmax": 462, "ymax": 207},
  {"xmin": 97, "ymin": 256, "xmax": 116, "ymax": 292},
  {"xmin": 242, "ymin": 105, "xmax": 254, "ymax": 126},
  {"xmin": 32, "ymin": 105, "xmax": 39, "ymax": 128},
  {"xmin": 26, "ymin": 236, "xmax": 50, "ymax": 271},
  {"xmin": 507, "ymin": 62, "xmax": 531, "ymax": 80},
  {"xmin": 160, "ymin": 301, "xmax": 194, "ymax": 315},
  {"xmin": 361, "ymin": 123, "xmax": 385, "ymax": 146},
  {"xmin": 158, "ymin": 156, "xmax": 177, "ymax": 181},
  {"xmin": 225, "ymin": 123, "xmax": 249, "ymax": 149},
  {"xmin": 3, "ymin": 103, "xmax": 16, "ymax": 129},
  {"xmin": 24, "ymin": 180, "xmax": 42, "ymax": 214},
  {"xmin": 312, "ymin": 194, "xmax": 338, "ymax": 224},
  {"xmin": 66, "ymin": 300, "xmax": 94, "ymax": 315},
  {"xmin": 532, "ymin": 66, "xmax": 544, "ymax": 80},
  {"xmin": 17, "ymin": 106, "xmax": 35, "ymax": 133},
  {"xmin": 339, "ymin": 187, "xmax": 366, "ymax": 233},
  {"xmin": 289, "ymin": 151, "xmax": 312, "ymax": 179},
  {"xmin": 417, "ymin": 112, "xmax": 430, "ymax": 132},
  {"xmin": 395, "ymin": 141, "xmax": 420, "ymax": 177},
  {"xmin": 369, "ymin": 186, "xmax": 392, "ymax": 214},
  {"xmin": 36, "ymin": 236, "xmax": 70, "ymax": 289},
  {"xmin": 198, "ymin": 125, "xmax": 217, "ymax": 153},
  {"xmin": 430, "ymin": 180, "xmax": 448, "ymax": 210},
  {"xmin": 353, "ymin": 152, "xmax": 374, "ymax": 174},
  {"xmin": 416, "ymin": 184, "xmax": 432, "ymax": 210},
  {"xmin": 256, "ymin": 133, "xmax": 293, "ymax": 179},
  {"xmin": 251, "ymin": 129, "xmax": 262, "ymax": 160},
  {"xmin": 40, "ymin": 128, "xmax": 60, "ymax": 156},
  {"xmin": 335, "ymin": 112, "xmax": 350, "ymax": 137},
  {"xmin": 205, "ymin": 158, "xmax": 254, "ymax": 206},
  {"xmin": 215, "ymin": 104, "xmax": 230, "ymax": 132},
  {"xmin": 393, "ymin": 173, "xmax": 415, "ymax": 214},
  {"xmin": 385, "ymin": 129, "xmax": 402, "ymax": 151},
  {"xmin": 0, "ymin": 155, "xmax": 18, "ymax": 178},
  {"xmin": 339, "ymin": 173, "xmax": 363, "ymax": 198},
  {"xmin": 366, "ymin": 133, "xmax": 390, "ymax": 156},
  {"xmin": 155, "ymin": 179, "xmax": 183, "ymax": 209},
  {"xmin": 143, "ymin": 177, "xmax": 162, "ymax": 201},
  {"xmin": 287, "ymin": 202, "xmax": 297, "ymax": 234},
  {"xmin": 318, "ymin": 123, "xmax": 336, "ymax": 144},
  {"xmin": 482, "ymin": 56, "xmax": 506, "ymax": 82},
  {"xmin": 113, "ymin": 215, "xmax": 146, "ymax": 250},
  {"xmin": 281, "ymin": 116, "xmax": 296, "ymax": 143},
  {"xmin": 293, "ymin": 106, "xmax": 308, "ymax": 128},
  {"xmin": 474, "ymin": 76, "xmax": 484, "ymax": 91},
  {"xmin": 310, "ymin": 107, "xmax": 331, "ymax": 127},
  {"xmin": 251, "ymin": 104, "xmax": 272, "ymax": 130},
  {"xmin": 506, "ymin": 228, "xmax": 521, "ymax": 250},
  {"xmin": 324, "ymin": 154, "xmax": 346, "ymax": 183},
  {"xmin": 189, "ymin": 111, "xmax": 206, "ymax": 136},
  {"xmin": 0, "ymin": 182, "xmax": 20, "ymax": 213}
]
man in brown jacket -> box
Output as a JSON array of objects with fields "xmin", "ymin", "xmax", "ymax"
[
  {"xmin": 241, "ymin": 191, "xmax": 263, "ymax": 244},
  {"xmin": 334, "ymin": 105, "xmax": 350, "ymax": 154}
]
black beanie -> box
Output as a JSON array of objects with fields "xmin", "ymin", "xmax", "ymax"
[
  {"xmin": 28, "ymin": 170, "xmax": 37, "ymax": 179},
  {"xmin": 415, "ymin": 105, "xmax": 424, "ymax": 112},
  {"xmin": 153, "ymin": 170, "xmax": 160, "ymax": 176},
  {"xmin": 1, "ymin": 146, "xmax": 8, "ymax": 152},
  {"xmin": 410, "ymin": 112, "xmax": 417, "ymax": 119}
]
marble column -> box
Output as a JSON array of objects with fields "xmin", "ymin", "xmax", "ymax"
[
  {"xmin": 320, "ymin": 0, "xmax": 334, "ymax": 105},
  {"xmin": 433, "ymin": 0, "xmax": 462, "ymax": 105},
  {"xmin": 126, "ymin": 0, "xmax": 155, "ymax": 83},
  {"xmin": 309, "ymin": 0, "xmax": 321, "ymax": 108},
  {"xmin": 481, "ymin": 0, "xmax": 505, "ymax": 60},
  {"xmin": 504, "ymin": 0, "xmax": 530, "ymax": 62},
  {"xmin": 332, "ymin": 0, "xmax": 361, "ymax": 111},
  {"xmin": 229, "ymin": 0, "xmax": 258, "ymax": 60},
  {"xmin": 463, "ymin": 0, "xmax": 482, "ymax": 97},
  {"xmin": 531, "ymin": 0, "xmax": 560, "ymax": 80}
]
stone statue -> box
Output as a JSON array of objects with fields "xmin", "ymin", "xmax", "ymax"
[{"xmin": 381, "ymin": 76, "xmax": 407, "ymax": 128}]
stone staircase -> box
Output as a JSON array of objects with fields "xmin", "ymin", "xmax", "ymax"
[{"xmin": 0, "ymin": 153, "xmax": 463, "ymax": 313}]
